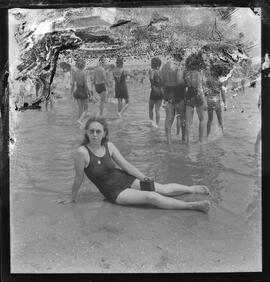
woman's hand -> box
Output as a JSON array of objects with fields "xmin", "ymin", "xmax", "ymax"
[{"xmin": 143, "ymin": 176, "xmax": 154, "ymax": 181}]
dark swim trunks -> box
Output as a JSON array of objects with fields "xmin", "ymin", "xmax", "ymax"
[
  {"xmin": 163, "ymin": 86, "xmax": 178, "ymax": 103},
  {"xmin": 174, "ymin": 84, "xmax": 186, "ymax": 103},
  {"xmin": 95, "ymin": 83, "xmax": 106, "ymax": 94},
  {"xmin": 185, "ymin": 86, "xmax": 204, "ymax": 108}
]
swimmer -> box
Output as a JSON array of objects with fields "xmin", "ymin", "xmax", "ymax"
[
  {"xmin": 184, "ymin": 70, "xmax": 207, "ymax": 145},
  {"xmin": 148, "ymin": 57, "xmax": 163, "ymax": 128},
  {"xmin": 204, "ymin": 63, "xmax": 227, "ymax": 137},
  {"xmin": 113, "ymin": 57, "xmax": 130, "ymax": 118},
  {"xmin": 71, "ymin": 59, "xmax": 91, "ymax": 119},
  {"xmin": 93, "ymin": 56, "xmax": 108, "ymax": 117},
  {"xmin": 59, "ymin": 116, "xmax": 211, "ymax": 213}
]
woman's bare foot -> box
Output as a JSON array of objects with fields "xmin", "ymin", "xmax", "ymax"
[
  {"xmin": 190, "ymin": 185, "xmax": 210, "ymax": 195},
  {"xmin": 191, "ymin": 200, "xmax": 210, "ymax": 213}
]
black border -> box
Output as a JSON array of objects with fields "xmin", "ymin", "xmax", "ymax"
[{"xmin": 1, "ymin": 1, "xmax": 270, "ymax": 282}]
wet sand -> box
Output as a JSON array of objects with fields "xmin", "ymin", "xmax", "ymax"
[{"xmin": 10, "ymin": 78, "xmax": 261, "ymax": 273}]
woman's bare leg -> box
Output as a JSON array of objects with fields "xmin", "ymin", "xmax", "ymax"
[
  {"xmin": 76, "ymin": 99, "xmax": 83, "ymax": 118},
  {"xmin": 116, "ymin": 189, "xmax": 210, "ymax": 213},
  {"xmin": 99, "ymin": 91, "xmax": 106, "ymax": 116},
  {"xmin": 118, "ymin": 98, "xmax": 123, "ymax": 114},
  {"xmin": 149, "ymin": 99, "xmax": 154, "ymax": 121},
  {"xmin": 196, "ymin": 105, "xmax": 205, "ymax": 142},
  {"xmin": 185, "ymin": 105, "xmax": 194, "ymax": 145},
  {"xmin": 165, "ymin": 102, "xmax": 175, "ymax": 144},
  {"xmin": 207, "ymin": 108, "xmax": 214, "ymax": 136},
  {"xmin": 154, "ymin": 99, "xmax": 162, "ymax": 126},
  {"xmin": 119, "ymin": 99, "xmax": 129, "ymax": 116},
  {"xmin": 175, "ymin": 100, "xmax": 186, "ymax": 140},
  {"xmin": 130, "ymin": 179, "xmax": 210, "ymax": 197},
  {"xmin": 215, "ymin": 107, "xmax": 224, "ymax": 134}
]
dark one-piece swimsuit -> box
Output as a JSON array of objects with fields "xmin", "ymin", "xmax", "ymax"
[{"xmin": 84, "ymin": 144, "xmax": 136, "ymax": 203}]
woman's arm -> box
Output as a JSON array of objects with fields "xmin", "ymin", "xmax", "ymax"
[
  {"xmin": 108, "ymin": 142, "xmax": 148, "ymax": 181},
  {"xmin": 71, "ymin": 149, "xmax": 87, "ymax": 202}
]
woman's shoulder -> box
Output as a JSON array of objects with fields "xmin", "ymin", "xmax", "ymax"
[
  {"xmin": 74, "ymin": 146, "xmax": 89, "ymax": 158},
  {"xmin": 107, "ymin": 141, "xmax": 115, "ymax": 150}
]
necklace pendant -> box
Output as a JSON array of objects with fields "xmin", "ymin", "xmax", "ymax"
[{"xmin": 97, "ymin": 160, "xmax": 101, "ymax": 165}]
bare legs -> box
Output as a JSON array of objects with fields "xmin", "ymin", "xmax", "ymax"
[
  {"xmin": 99, "ymin": 91, "xmax": 106, "ymax": 116},
  {"xmin": 165, "ymin": 103, "xmax": 175, "ymax": 144},
  {"xmin": 149, "ymin": 99, "xmax": 162, "ymax": 127},
  {"xmin": 117, "ymin": 98, "xmax": 129, "ymax": 117},
  {"xmin": 175, "ymin": 100, "xmax": 186, "ymax": 141},
  {"xmin": 116, "ymin": 180, "xmax": 210, "ymax": 213},
  {"xmin": 185, "ymin": 105, "xmax": 205, "ymax": 145},
  {"xmin": 207, "ymin": 105, "xmax": 224, "ymax": 136},
  {"xmin": 196, "ymin": 105, "xmax": 205, "ymax": 142},
  {"xmin": 77, "ymin": 98, "xmax": 89, "ymax": 122},
  {"xmin": 185, "ymin": 105, "xmax": 194, "ymax": 145}
]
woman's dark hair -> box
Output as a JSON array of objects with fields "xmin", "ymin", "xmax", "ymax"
[
  {"xmin": 151, "ymin": 57, "xmax": 162, "ymax": 69},
  {"xmin": 116, "ymin": 56, "xmax": 124, "ymax": 67},
  {"xmin": 210, "ymin": 60, "xmax": 231, "ymax": 78},
  {"xmin": 185, "ymin": 51, "xmax": 206, "ymax": 71},
  {"xmin": 81, "ymin": 116, "xmax": 109, "ymax": 146},
  {"xmin": 171, "ymin": 48, "xmax": 185, "ymax": 63},
  {"xmin": 75, "ymin": 59, "xmax": 86, "ymax": 70}
]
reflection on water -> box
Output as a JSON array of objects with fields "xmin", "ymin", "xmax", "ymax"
[{"xmin": 10, "ymin": 78, "xmax": 261, "ymax": 225}]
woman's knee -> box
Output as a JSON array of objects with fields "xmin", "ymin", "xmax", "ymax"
[{"xmin": 145, "ymin": 192, "xmax": 160, "ymax": 205}]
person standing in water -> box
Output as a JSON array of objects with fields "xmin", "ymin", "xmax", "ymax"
[
  {"xmin": 160, "ymin": 56, "xmax": 179, "ymax": 144},
  {"xmin": 174, "ymin": 51, "xmax": 186, "ymax": 142},
  {"xmin": 148, "ymin": 57, "xmax": 163, "ymax": 128},
  {"xmin": 113, "ymin": 57, "xmax": 130, "ymax": 118},
  {"xmin": 93, "ymin": 56, "xmax": 108, "ymax": 117},
  {"xmin": 106, "ymin": 64, "xmax": 116, "ymax": 103},
  {"xmin": 203, "ymin": 63, "xmax": 227, "ymax": 136},
  {"xmin": 70, "ymin": 59, "xmax": 91, "ymax": 120},
  {"xmin": 59, "ymin": 116, "xmax": 211, "ymax": 213},
  {"xmin": 184, "ymin": 54, "xmax": 207, "ymax": 145}
]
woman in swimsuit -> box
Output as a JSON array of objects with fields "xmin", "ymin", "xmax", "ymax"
[
  {"xmin": 184, "ymin": 70, "xmax": 207, "ymax": 145},
  {"xmin": 71, "ymin": 59, "xmax": 91, "ymax": 119},
  {"xmin": 60, "ymin": 116, "xmax": 211, "ymax": 213},
  {"xmin": 203, "ymin": 64, "xmax": 227, "ymax": 136},
  {"xmin": 113, "ymin": 57, "xmax": 129, "ymax": 118}
]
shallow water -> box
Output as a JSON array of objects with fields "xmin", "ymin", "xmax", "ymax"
[{"xmin": 10, "ymin": 75, "xmax": 261, "ymax": 272}]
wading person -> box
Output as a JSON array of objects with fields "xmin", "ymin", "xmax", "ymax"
[
  {"xmin": 59, "ymin": 116, "xmax": 211, "ymax": 213},
  {"xmin": 113, "ymin": 57, "xmax": 130, "ymax": 118},
  {"xmin": 174, "ymin": 52, "xmax": 186, "ymax": 141},
  {"xmin": 93, "ymin": 56, "xmax": 108, "ymax": 117},
  {"xmin": 160, "ymin": 57, "xmax": 179, "ymax": 144},
  {"xmin": 106, "ymin": 64, "xmax": 116, "ymax": 103},
  {"xmin": 148, "ymin": 57, "xmax": 163, "ymax": 128},
  {"xmin": 204, "ymin": 63, "xmax": 227, "ymax": 136},
  {"xmin": 184, "ymin": 53, "xmax": 207, "ymax": 145},
  {"xmin": 71, "ymin": 59, "xmax": 91, "ymax": 120}
]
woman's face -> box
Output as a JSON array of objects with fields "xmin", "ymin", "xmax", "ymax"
[{"xmin": 86, "ymin": 121, "xmax": 105, "ymax": 145}]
